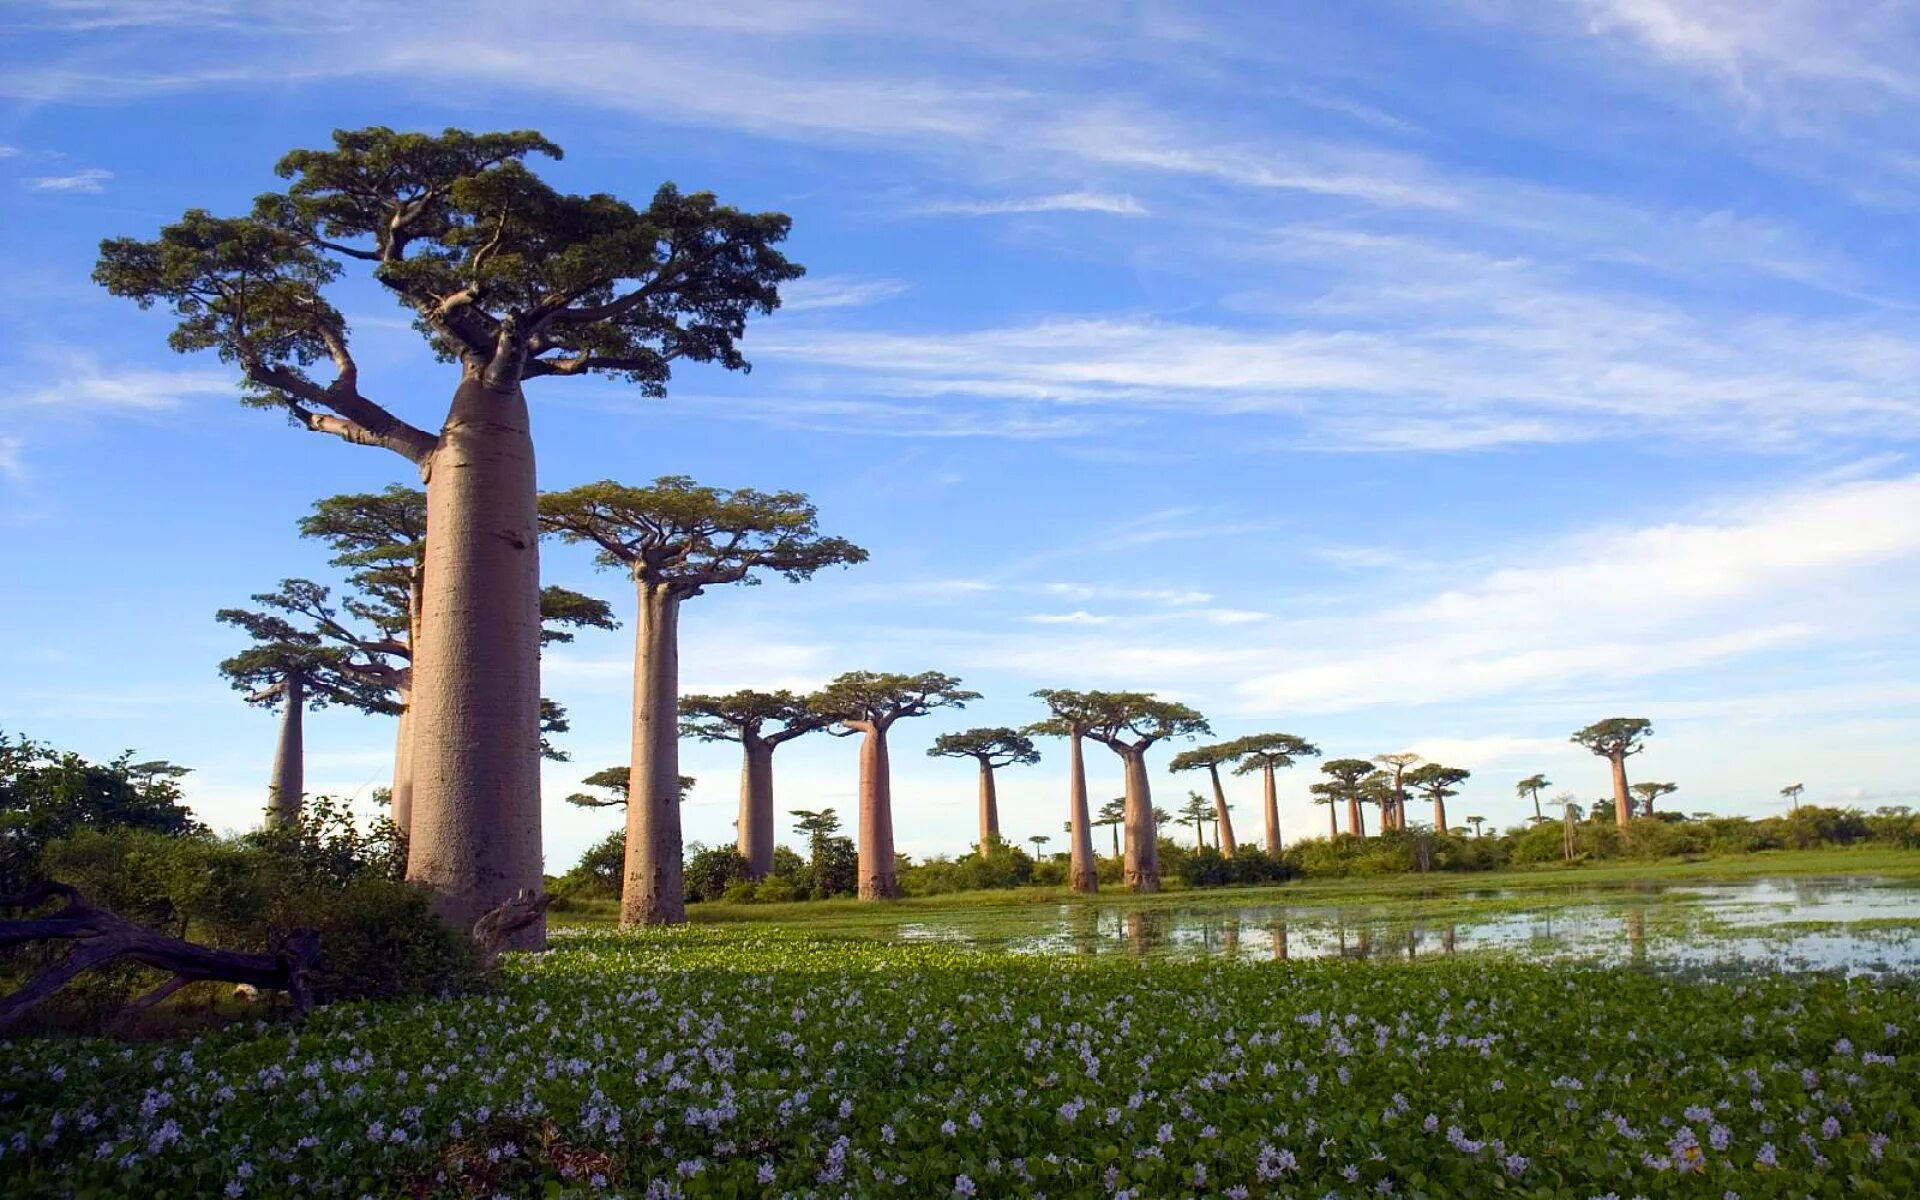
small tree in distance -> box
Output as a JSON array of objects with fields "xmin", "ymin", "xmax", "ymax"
[
  {"xmin": 1781, "ymin": 782, "xmax": 1806, "ymax": 812},
  {"xmin": 1319, "ymin": 759, "xmax": 1378, "ymax": 838},
  {"xmin": 927, "ymin": 728, "xmax": 1041, "ymax": 849},
  {"xmin": 1517, "ymin": 773, "xmax": 1552, "ymax": 824},
  {"xmin": 1169, "ymin": 743, "xmax": 1241, "ymax": 857},
  {"xmin": 1572, "ymin": 718, "xmax": 1653, "ymax": 828},
  {"xmin": 681, "ymin": 689, "xmax": 837, "ymax": 880},
  {"xmin": 1227, "ymin": 733, "xmax": 1321, "ymax": 854},
  {"xmin": 1630, "ymin": 781, "xmax": 1678, "ymax": 816},
  {"xmin": 1406, "ymin": 763, "xmax": 1470, "ymax": 835},
  {"xmin": 1372, "ymin": 752, "xmax": 1423, "ymax": 830},
  {"xmin": 1027, "ymin": 689, "xmax": 1108, "ymax": 894}
]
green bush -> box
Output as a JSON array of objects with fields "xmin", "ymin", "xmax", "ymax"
[{"xmin": 684, "ymin": 844, "xmax": 751, "ymax": 903}]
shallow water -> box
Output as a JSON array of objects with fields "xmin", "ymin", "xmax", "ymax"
[{"xmin": 885, "ymin": 875, "xmax": 1920, "ymax": 973}]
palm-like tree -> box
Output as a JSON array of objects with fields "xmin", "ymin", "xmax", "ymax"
[
  {"xmin": 1094, "ymin": 797, "xmax": 1126, "ymax": 858},
  {"xmin": 1781, "ymin": 782, "xmax": 1805, "ymax": 813},
  {"xmin": 1516, "ymin": 773, "xmax": 1551, "ymax": 824},
  {"xmin": 1027, "ymin": 834, "xmax": 1050, "ymax": 857},
  {"xmin": 1629, "ymin": 781, "xmax": 1677, "ymax": 816},
  {"xmin": 1177, "ymin": 791, "xmax": 1212, "ymax": 848},
  {"xmin": 1309, "ymin": 782, "xmax": 1342, "ymax": 840},
  {"xmin": 1466, "ymin": 815, "xmax": 1486, "ymax": 837},
  {"xmin": 1548, "ymin": 793, "xmax": 1580, "ymax": 862}
]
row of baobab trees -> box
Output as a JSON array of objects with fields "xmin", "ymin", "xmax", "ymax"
[{"xmin": 110, "ymin": 124, "xmax": 1695, "ymax": 943}]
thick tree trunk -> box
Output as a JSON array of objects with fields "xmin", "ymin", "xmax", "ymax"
[
  {"xmin": 1326, "ymin": 804, "xmax": 1337, "ymax": 841},
  {"xmin": 1207, "ymin": 764, "xmax": 1237, "ymax": 857},
  {"xmin": 977, "ymin": 759, "xmax": 1000, "ymax": 848},
  {"xmin": 388, "ymin": 691, "xmax": 413, "ymax": 835},
  {"xmin": 1611, "ymin": 754, "xmax": 1633, "ymax": 828},
  {"xmin": 1066, "ymin": 734, "xmax": 1096, "ymax": 894},
  {"xmin": 623, "ymin": 583, "xmax": 685, "ymax": 926},
  {"xmin": 857, "ymin": 724, "xmax": 899, "ymax": 899},
  {"xmin": 1346, "ymin": 792, "xmax": 1363, "ymax": 838},
  {"xmin": 1262, "ymin": 763, "xmax": 1282, "ymax": 854},
  {"xmin": 266, "ymin": 675, "xmax": 305, "ymax": 829},
  {"xmin": 737, "ymin": 737, "xmax": 775, "ymax": 880},
  {"xmin": 1433, "ymin": 795, "xmax": 1449, "ymax": 835},
  {"xmin": 1120, "ymin": 747, "xmax": 1159, "ymax": 893},
  {"xmin": 405, "ymin": 377, "xmax": 545, "ymax": 949}
]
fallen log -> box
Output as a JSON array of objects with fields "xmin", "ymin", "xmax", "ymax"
[
  {"xmin": 471, "ymin": 887, "xmax": 552, "ymax": 971},
  {"xmin": 0, "ymin": 881, "xmax": 318, "ymax": 1033}
]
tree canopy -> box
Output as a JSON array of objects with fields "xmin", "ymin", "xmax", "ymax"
[
  {"xmin": 679, "ymin": 689, "xmax": 833, "ymax": 746},
  {"xmin": 214, "ymin": 605, "xmax": 400, "ymax": 715},
  {"xmin": 815, "ymin": 671, "xmax": 978, "ymax": 731},
  {"xmin": 1405, "ymin": 763, "xmax": 1471, "ymax": 800},
  {"xmin": 1026, "ymin": 688, "xmax": 1106, "ymax": 738},
  {"xmin": 1572, "ymin": 718, "xmax": 1653, "ymax": 760},
  {"xmin": 927, "ymin": 728, "xmax": 1041, "ymax": 768},
  {"xmin": 1079, "ymin": 692, "xmax": 1209, "ymax": 751},
  {"xmin": 1227, "ymin": 733, "xmax": 1322, "ymax": 775}
]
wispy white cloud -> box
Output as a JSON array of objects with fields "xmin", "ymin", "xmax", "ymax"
[
  {"xmin": 919, "ymin": 191, "xmax": 1148, "ymax": 216},
  {"xmin": 27, "ymin": 168, "xmax": 111, "ymax": 193},
  {"xmin": 778, "ymin": 275, "xmax": 913, "ymax": 312},
  {"xmin": 0, "ymin": 433, "xmax": 23, "ymax": 482},
  {"xmin": 20, "ymin": 362, "xmax": 234, "ymax": 410},
  {"xmin": 1027, "ymin": 610, "xmax": 1113, "ymax": 625}
]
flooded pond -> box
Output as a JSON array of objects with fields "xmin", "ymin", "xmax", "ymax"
[{"xmin": 884, "ymin": 876, "xmax": 1920, "ymax": 973}]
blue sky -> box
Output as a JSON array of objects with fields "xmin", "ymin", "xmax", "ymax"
[{"xmin": 4, "ymin": 1, "xmax": 1920, "ymax": 868}]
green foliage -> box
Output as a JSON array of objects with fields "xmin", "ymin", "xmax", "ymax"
[
  {"xmin": 1571, "ymin": 716, "xmax": 1654, "ymax": 759},
  {"xmin": 900, "ymin": 842, "xmax": 1035, "ymax": 896},
  {"xmin": 1079, "ymin": 690, "xmax": 1209, "ymax": 748},
  {"xmin": 814, "ymin": 670, "xmax": 979, "ymax": 727},
  {"xmin": 684, "ymin": 844, "xmax": 751, "ymax": 903},
  {"xmin": 680, "ymin": 689, "xmax": 830, "ymax": 745},
  {"xmin": 1173, "ymin": 845, "xmax": 1297, "ymax": 887},
  {"xmin": 926, "ymin": 727, "xmax": 1040, "ymax": 767},
  {"xmin": 1225, "ymin": 731, "xmax": 1322, "ymax": 774},
  {"xmin": 0, "ymin": 732, "xmax": 201, "ymax": 894}
]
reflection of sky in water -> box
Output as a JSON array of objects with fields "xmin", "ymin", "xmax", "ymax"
[{"xmin": 887, "ymin": 877, "xmax": 1920, "ymax": 974}]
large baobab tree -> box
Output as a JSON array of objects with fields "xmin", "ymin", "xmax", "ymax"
[
  {"xmin": 814, "ymin": 671, "xmax": 977, "ymax": 900},
  {"xmin": 1081, "ymin": 692, "xmax": 1209, "ymax": 893},
  {"xmin": 1629, "ymin": 781, "xmax": 1677, "ymax": 816},
  {"xmin": 1027, "ymin": 689, "xmax": 1108, "ymax": 894},
  {"xmin": 680, "ymin": 689, "xmax": 835, "ymax": 880},
  {"xmin": 1169, "ymin": 743, "xmax": 1241, "ymax": 857},
  {"xmin": 1319, "ymin": 759, "xmax": 1378, "ymax": 838},
  {"xmin": 540, "ymin": 478, "xmax": 865, "ymax": 926},
  {"xmin": 1227, "ymin": 733, "xmax": 1321, "ymax": 854},
  {"xmin": 214, "ymin": 607, "xmax": 397, "ymax": 827},
  {"xmin": 1517, "ymin": 773, "xmax": 1551, "ymax": 824},
  {"xmin": 1571, "ymin": 718, "xmax": 1653, "ymax": 828},
  {"xmin": 1372, "ymin": 752, "xmax": 1421, "ymax": 831},
  {"xmin": 1406, "ymin": 763, "xmax": 1470, "ymax": 835},
  {"xmin": 97, "ymin": 127, "xmax": 801, "ymax": 943},
  {"xmin": 1358, "ymin": 773, "xmax": 1397, "ymax": 836},
  {"xmin": 927, "ymin": 728, "xmax": 1040, "ymax": 849}
]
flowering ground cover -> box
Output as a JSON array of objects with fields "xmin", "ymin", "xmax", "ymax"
[{"xmin": 3, "ymin": 927, "xmax": 1916, "ymax": 1199}]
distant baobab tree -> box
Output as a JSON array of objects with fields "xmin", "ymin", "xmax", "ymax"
[
  {"xmin": 1358, "ymin": 773, "xmax": 1397, "ymax": 836},
  {"xmin": 1080, "ymin": 691, "xmax": 1209, "ymax": 893},
  {"xmin": 1177, "ymin": 791, "xmax": 1214, "ymax": 848},
  {"xmin": 1093, "ymin": 797, "xmax": 1127, "ymax": 859},
  {"xmin": 1319, "ymin": 759, "xmax": 1378, "ymax": 838},
  {"xmin": 1571, "ymin": 718, "xmax": 1653, "ymax": 828},
  {"xmin": 1517, "ymin": 773, "xmax": 1551, "ymax": 824},
  {"xmin": 1372, "ymin": 752, "xmax": 1422, "ymax": 830},
  {"xmin": 1781, "ymin": 782, "xmax": 1805, "ymax": 812},
  {"xmin": 215, "ymin": 605, "xmax": 397, "ymax": 827},
  {"xmin": 98, "ymin": 126, "xmax": 802, "ymax": 942},
  {"xmin": 1228, "ymin": 733, "xmax": 1321, "ymax": 854},
  {"xmin": 1027, "ymin": 689, "xmax": 1108, "ymax": 894},
  {"xmin": 1406, "ymin": 763, "xmax": 1470, "ymax": 835},
  {"xmin": 540, "ymin": 476, "xmax": 866, "ymax": 927},
  {"xmin": 816, "ymin": 671, "xmax": 977, "ymax": 900},
  {"xmin": 1630, "ymin": 781, "xmax": 1677, "ymax": 816},
  {"xmin": 680, "ymin": 689, "xmax": 836, "ymax": 880},
  {"xmin": 1550, "ymin": 793, "xmax": 1581, "ymax": 861},
  {"xmin": 1308, "ymin": 781, "xmax": 1342, "ymax": 840},
  {"xmin": 1466, "ymin": 815, "xmax": 1487, "ymax": 837},
  {"xmin": 927, "ymin": 727, "xmax": 1041, "ymax": 849},
  {"xmin": 1028, "ymin": 835, "xmax": 1050, "ymax": 857},
  {"xmin": 1169, "ymin": 743, "xmax": 1243, "ymax": 856},
  {"xmin": 563, "ymin": 766, "xmax": 696, "ymax": 809}
]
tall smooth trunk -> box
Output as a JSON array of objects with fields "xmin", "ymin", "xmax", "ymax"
[
  {"xmin": 1207, "ymin": 764, "xmax": 1237, "ymax": 857},
  {"xmin": 1066, "ymin": 734, "xmax": 1096, "ymax": 894},
  {"xmin": 1346, "ymin": 793, "xmax": 1363, "ymax": 837},
  {"xmin": 1531, "ymin": 791, "xmax": 1543, "ymax": 824},
  {"xmin": 1261, "ymin": 764, "xmax": 1281, "ymax": 854},
  {"xmin": 1120, "ymin": 748, "xmax": 1159, "ymax": 893},
  {"xmin": 1433, "ymin": 796, "xmax": 1449, "ymax": 835},
  {"xmin": 977, "ymin": 760, "xmax": 1000, "ymax": 848},
  {"xmin": 266, "ymin": 675, "xmax": 305, "ymax": 828},
  {"xmin": 623, "ymin": 583, "xmax": 685, "ymax": 926},
  {"xmin": 737, "ymin": 737, "xmax": 775, "ymax": 880},
  {"xmin": 388, "ymin": 691, "xmax": 413, "ymax": 834},
  {"xmin": 406, "ymin": 377, "xmax": 544, "ymax": 948},
  {"xmin": 1611, "ymin": 754, "xmax": 1633, "ymax": 828},
  {"xmin": 1326, "ymin": 803, "xmax": 1337, "ymax": 841},
  {"xmin": 857, "ymin": 725, "xmax": 899, "ymax": 899}
]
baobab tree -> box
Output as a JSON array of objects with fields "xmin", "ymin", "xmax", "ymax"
[
  {"xmin": 1372, "ymin": 752, "xmax": 1422, "ymax": 830},
  {"xmin": 1517, "ymin": 773, "xmax": 1551, "ymax": 824},
  {"xmin": 1781, "ymin": 782, "xmax": 1806, "ymax": 812},
  {"xmin": 814, "ymin": 671, "xmax": 977, "ymax": 900},
  {"xmin": 1405, "ymin": 763, "xmax": 1470, "ymax": 835},
  {"xmin": 562, "ymin": 767, "xmax": 695, "ymax": 809},
  {"xmin": 1630, "ymin": 781, "xmax": 1677, "ymax": 816},
  {"xmin": 540, "ymin": 477, "xmax": 865, "ymax": 926},
  {"xmin": 1169, "ymin": 743, "xmax": 1241, "ymax": 857},
  {"xmin": 1093, "ymin": 797, "xmax": 1127, "ymax": 859},
  {"xmin": 1227, "ymin": 733, "xmax": 1321, "ymax": 854},
  {"xmin": 1465, "ymin": 815, "xmax": 1487, "ymax": 837},
  {"xmin": 1080, "ymin": 692, "xmax": 1209, "ymax": 893},
  {"xmin": 1551, "ymin": 794, "xmax": 1582, "ymax": 861},
  {"xmin": 1358, "ymin": 773, "xmax": 1398, "ymax": 836},
  {"xmin": 1571, "ymin": 719, "xmax": 1653, "ymax": 828},
  {"xmin": 214, "ymin": 606, "xmax": 397, "ymax": 826},
  {"xmin": 1027, "ymin": 835, "xmax": 1050, "ymax": 858},
  {"xmin": 927, "ymin": 728, "xmax": 1041, "ymax": 849},
  {"xmin": 97, "ymin": 127, "xmax": 802, "ymax": 941},
  {"xmin": 1176, "ymin": 792, "xmax": 1213, "ymax": 848},
  {"xmin": 1308, "ymin": 782, "xmax": 1342, "ymax": 840},
  {"xmin": 680, "ymin": 689, "xmax": 836, "ymax": 880},
  {"xmin": 1319, "ymin": 759, "xmax": 1378, "ymax": 838},
  {"xmin": 1026, "ymin": 689, "xmax": 1107, "ymax": 894}
]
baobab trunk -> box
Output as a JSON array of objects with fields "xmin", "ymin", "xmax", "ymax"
[
  {"xmin": 1433, "ymin": 796, "xmax": 1449, "ymax": 835},
  {"xmin": 737, "ymin": 738, "xmax": 776, "ymax": 880},
  {"xmin": 1326, "ymin": 804, "xmax": 1337, "ymax": 841},
  {"xmin": 266, "ymin": 674, "xmax": 304, "ymax": 829},
  {"xmin": 1120, "ymin": 748, "xmax": 1159, "ymax": 893},
  {"xmin": 1611, "ymin": 754, "xmax": 1633, "ymax": 828},
  {"xmin": 1207, "ymin": 764, "xmax": 1237, "ymax": 857},
  {"xmin": 405, "ymin": 378, "xmax": 545, "ymax": 949},
  {"xmin": 388, "ymin": 691, "xmax": 413, "ymax": 835},
  {"xmin": 624, "ymin": 583, "xmax": 686, "ymax": 926},
  {"xmin": 1066, "ymin": 734, "xmax": 1096, "ymax": 894},
  {"xmin": 856, "ymin": 724, "xmax": 899, "ymax": 899},
  {"xmin": 977, "ymin": 759, "xmax": 1000, "ymax": 848},
  {"xmin": 1346, "ymin": 793, "xmax": 1363, "ymax": 838},
  {"xmin": 1261, "ymin": 764, "xmax": 1281, "ymax": 854}
]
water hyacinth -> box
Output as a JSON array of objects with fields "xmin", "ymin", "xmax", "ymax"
[{"xmin": 0, "ymin": 926, "xmax": 1914, "ymax": 1197}]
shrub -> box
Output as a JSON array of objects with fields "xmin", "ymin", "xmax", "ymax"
[{"xmin": 684, "ymin": 844, "xmax": 751, "ymax": 903}]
